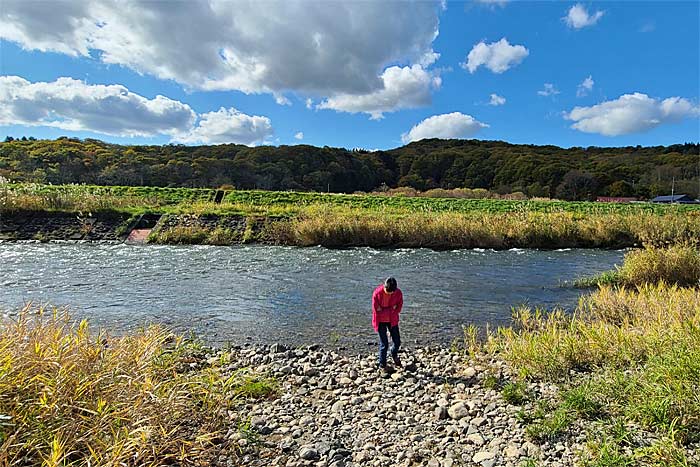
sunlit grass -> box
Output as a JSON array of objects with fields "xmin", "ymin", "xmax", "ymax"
[
  {"xmin": 577, "ymin": 245, "xmax": 700, "ymax": 287},
  {"xmin": 0, "ymin": 305, "xmax": 276, "ymax": 467},
  {"xmin": 284, "ymin": 208, "xmax": 700, "ymax": 249}
]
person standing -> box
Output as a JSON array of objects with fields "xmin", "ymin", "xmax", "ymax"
[{"xmin": 372, "ymin": 277, "xmax": 403, "ymax": 372}]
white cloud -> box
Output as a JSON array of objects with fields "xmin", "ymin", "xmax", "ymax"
[
  {"xmin": 488, "ymin": 93, "xmax": 506, "ymax": 106},
  {"xmin": 305, "ymin": 98, "xmax": 313, "ymax": 110},
  {"xmin": 639, "ymin": 21, "xmax": 655, "ymax": 33},
  {"xmin": 462, "ymin": 38, "xmax": 529, "ymax": 74},
  {"xmin": 564, "ymin": 4, "xmax": 604, "ymax": 29},
  {"xmin": 0, "ymin": 0, "xmax": 441, "ymax": 102},
  {"xmin": 576, "ymin": 75, "xmax": 594, "ymax": 97},
  {"xmin": 175, "ymin": 107, "xmax": 273, "ymax": 145},
  {"xmin": 537, "ymin": 83, "xmax": 560, "ymax": 97},
  {"xmin": 401, "ymin": 112, "xmax": 488, "ymax": 143},
  {"xmin": 274, "ymin": 94, "xmax": 291, "ymax": 106},
  {"xmin": 317, "ymin": 65, "xmax": 441, "ymax": 119},
  {"xmin": 474, "ymin": 0, "xmax": 509, "ymax": 7},
  {"xmin": 294, "ymin": 131, "xmax": 304, "ymax": 140},
  {"xmin": 0, "ymin": 76, "xmax": 275, "ymax": 145},
  {"xmin": 0, "ymin": 76, "xmax": 196, "ymax": 137},
  {"xmin": 565, "ymin": 93, "xmax": 699, "ymax": 136}
]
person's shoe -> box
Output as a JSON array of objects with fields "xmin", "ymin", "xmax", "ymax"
[
  {"xmin": 392, "ymin": 354, "xmax": 402, "ymax": 368},
  {"xmin": 378, "ymin": 364, "xmax": 394, "ymax": 377}
]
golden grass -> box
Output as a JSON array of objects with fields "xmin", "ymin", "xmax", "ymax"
[
  {"xmin": 579, "ymin": 245, "xmax": 700, "ymax": 288},
  {"xmin": 495, "ymin": 284, "xmax": 700, "ymax": 377},
  {"xmin": 0, "ymin": 306, "xmax": 276, "ymax": 467},
  {"xmin": 616, "ymin": 245, "xmax": 700, "ymax": 287},
  {"xmin": 0, "ymin": 188, "xmax": 157, "ymax": 213},
  {"xmin": 283, "ymin": 208, "xmax": 700, "ymax": 249}
]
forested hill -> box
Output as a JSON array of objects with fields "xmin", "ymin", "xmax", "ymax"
[{"xmin": 1, "ymin": 137, "xmax": 698, "ymax": 200}]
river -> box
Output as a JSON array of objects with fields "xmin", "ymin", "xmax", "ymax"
[{"xmin": 0, "ymin": 243, "xmax": 624, "ymax": 350}]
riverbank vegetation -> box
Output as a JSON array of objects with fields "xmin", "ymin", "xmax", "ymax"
[
  {"xmin": 3, "ymin": 184, "xmax": 699, "ymax": 248},
  {"xmin": 0, "ymin": 306, "xmax": 276, "ymax": 467},
  {"xmin": 282, "ymin": 208, "xmax": 700, "ymax": 249},
  {"xmin": 2, "ymin": 137, "xmax": 698, "ymax": 200},
  {"xmin": 477, "ymin": 246, "xmax": 700, "ymax": 465},
  {"xmin": 576, "ymin": 244, "xmax": 700, "ymax": 287}
]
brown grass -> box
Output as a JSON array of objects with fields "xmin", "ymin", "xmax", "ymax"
[{"xmin": 0, "ymin": 306, "xmax": 276, "ymax": 467}]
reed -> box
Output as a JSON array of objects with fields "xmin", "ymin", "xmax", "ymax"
[
  {"xmin": 283, "ymin": 208, "xmax": 700, "ymax": 249},
  {"xmin": 578, "ymin": 245, "xmax": 700, "ymax": 287},
  {"xmin": 0, "ymin": 306, "xmax": 276, "ymax": 467}
]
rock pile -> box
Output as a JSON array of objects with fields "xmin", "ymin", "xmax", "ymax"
[{"xmin": 209, "ymin": 345, "xmax": 587, "ymax": 467}]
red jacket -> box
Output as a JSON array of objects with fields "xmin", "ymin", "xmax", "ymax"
[{"xmin": 371, "ymin": 285, "xmax": 403, "ymax": 332}]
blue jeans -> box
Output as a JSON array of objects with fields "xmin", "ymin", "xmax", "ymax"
[{"xmin": 377, "ymin": 323, "xmax": 400, "ymax": 367}]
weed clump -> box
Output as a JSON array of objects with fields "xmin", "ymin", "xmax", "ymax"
[
  {"xmin": 578, "ymin": 245, "xmax": 700, "ymax": 288},
  {"xmin": 0, "ymin": 306, "xmax": 276, "ymax": 467}
]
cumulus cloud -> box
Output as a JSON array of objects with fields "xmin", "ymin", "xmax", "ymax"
[
  {"xmin": 0, "ymin": 76, "xmax": 196, "ymax": 137},
  {"xmin": 305, "ymin": 99, "xmax": 313, "ymax": 110},
  {"xmin": 565, "ymin": 93, "xmax": 699, "ymax": 136},
  {"xmin": 0, "ymin": 0, "xmax": 441, "ymax": 103},
  {"xmin": 401, "ymin": 112, "xmax": 488, "ymax": 143},
  {"xmin": 0, "ymin": 76, "xmax": 274, "ymax": 145},
  {"xmin": 175, "ymin": 107, "xmax": 273, "ymax": 145},
  {"xmin": 488, "ymin": 93, "xmax": 506, "ymax": 106},
  {"xmin": 294, "ymin": 132, "xmax": 304, "ymax": 140},
  {"xmin": 564, "ymin": 4, "xmax": 604, "ymax": 29},
  {"xmin": 576, "ymin": 75, "xmax": 594, "ymax": 97},
  {"xmin": 317, "ymin": 65, "xmax": 441, "ymax": 119},
  {"xmin": 537, "ymin": 83, "xmax": 560, "ymax": 97},
  {"xmin": 462, "ymin": 38, "xmax": 528, "ymax": 74}
]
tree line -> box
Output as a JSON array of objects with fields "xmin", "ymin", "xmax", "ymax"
[{"xmin": 1, "ymin": 136, "xmax": 698, "ymax": 200}]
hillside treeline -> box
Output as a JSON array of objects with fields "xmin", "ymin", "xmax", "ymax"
[{"xmin": 1, "ymin": 137, "xmax": 698, "ymax": 200}]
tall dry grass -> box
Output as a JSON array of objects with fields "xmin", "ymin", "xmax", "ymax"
[
  {"xmin": 579, "ymin": 245, "xmax": 700, "ymax": 287},
  {"xmin": 487, "ymin": 284, "xmax": 700, "ymax": 463},
  {"xmin": 0, "ymin": 186, "xmax": 154, "ymax": 213},
  {"xmin": 495, "ymin": 284, "xmax": 700, "ymax": 377},
  {"xmin": 0, "ymin": 306, "xmax": 276, "ymax": 467},
  {"xmin": 282, "ymin": 208, "xmax": 700, "ymax": 249}
]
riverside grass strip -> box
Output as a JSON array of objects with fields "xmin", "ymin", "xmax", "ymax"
[{"xmin": 3, "ymin": 183, "xmax": 700, "ymax": 215}]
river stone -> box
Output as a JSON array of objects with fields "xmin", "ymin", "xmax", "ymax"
[
  {"xmin": 447, "ymin": 402, "xmax": 469, "ymax": 420},
  {"xmin": 303, "ymin": 363, "xmax": 319, "ymax": 376},
  {"xmin": 471, "ymin": 416, "xmax": 487, "ymax": 427},
  {"xmin": 504, "ymin": 444, "xmax": 522, "ymax": 458},
  {"xmin": 299, "ymin": 446, "xmax": 319, "ymax": 460},
  {"xmin": 331, "ymin": 400, "xmax": 345, "ymax": 412},
  {"xmin": 472, "ymin": 451, "xmax": 495, "ymax": 463},
  {"xmin": 339, "ymin": 377, "xmax": 353, "ymax": 386},
  {"xmin": 467, "ymin": 433, "xmax": 485, "ymax": 446},
  {"xmin": 435, "ymin": 406, "xmax": 449, "ymax": 420},
  {"xmin": 250, "ymin": 415, "xmax": 266, "ymax": 427}
]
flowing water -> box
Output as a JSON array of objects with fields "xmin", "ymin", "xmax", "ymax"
[{"xmin": 0, "ymin": 243, "xmax": 624, "ymax": 350}]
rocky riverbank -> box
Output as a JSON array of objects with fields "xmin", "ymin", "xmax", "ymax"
[
  {"xmin": 0, "ymin": 210, "xmax": 131, "ymax": 241},
  {"xmin": 190, "ymin": 344, "xmax": 698, "ymax": 467}
]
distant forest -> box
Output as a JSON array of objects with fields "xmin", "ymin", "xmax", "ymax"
[{"xmin": 1, "ymin": 136, "xmax": 698, "ymax": 200}]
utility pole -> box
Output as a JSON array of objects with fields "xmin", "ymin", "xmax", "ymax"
[{"xmin": 671, "ymin": 177, "xmax": 675, "ymax": 203}]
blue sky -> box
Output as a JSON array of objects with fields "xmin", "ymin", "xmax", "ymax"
[{"xmin": 1, "ymin": 1, "xmax": 698, "ymax": 149}]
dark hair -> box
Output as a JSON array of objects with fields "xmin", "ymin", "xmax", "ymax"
[{"xmin": 384, "ymin": 277, "xmax": 397, "ymax": 292}]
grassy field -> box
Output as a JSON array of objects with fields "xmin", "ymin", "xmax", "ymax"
[
  {"xmin": 474, "ymin": 245, "xmax": 700, "ymax": 466},
  {"xmin": 3, "ymin": 183, "xmax": 700, "ymax": 215}
]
